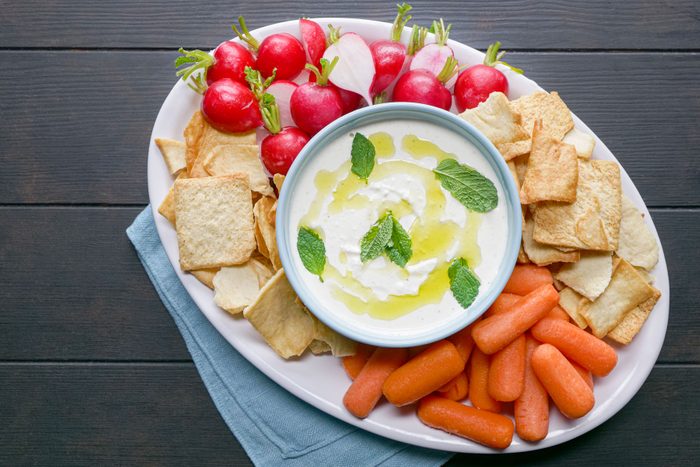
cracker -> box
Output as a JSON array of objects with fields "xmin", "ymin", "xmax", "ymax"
[
  {"xmin": 158, "ymin": 172, "xmax": 188, "ymax": 225},
  {"xmin": 273, "ymin": 173, "xmax": 285, "ymax": 193},
  {"xmin": 522, "ymin": 217, "xmax": 579, "ymax": 266},
  {"xmin": 174, "ymin": 175, "xmax": 255, "ymax": 270},
  {"xmin": 562, "ymin": 127, "xmax": 595, "ymax": 159},
  {"xmin": 607, "ymin": 287, "xmax": 661, "ymax": 345},
  {"xmin": 558, "ymin": 287, "xmax": 589, "ymax": 328},
  {"xmin": 520, "ymin": 120, "xmax": 578, "ymax": 204},
  {"xmin": 616, "ymin": 195, "xmax": 659, "ymax": 270},
  {"xmin": 533, "ymin": 160, "xmax": 621, "ymax": 250},
  {"xmin": 155, "ymin": 138, "xmax": 187, "ymax": 175},
  {"xmin": 254, "ymin": 196, "xmax": 281, "ymax": 270},
  {"xmin": 459, "ymin": 92, "xmax": 529, "ymax": 157},
  {"xmin": 191, "ymin": 124, "xmax": 257, "ymax": 177},
  {"xmin": 555, "ymin": 251, "xmax": 613, "ymax": 301},
  {"xmin": 203, "ymin": 144, "xmax": 273, "ymax": 196},
  {"xmin": 183, "ymin": 111, "xmax": 207, "ymax": 174},
  {"xmin": 309, "ymin": 340, "xmax": 332, "ymax": 354},
  {"xmin": 190, "ymin": 268, "xmax": 218, "ymax": 289},
  {"xmin": 310, "ymin": 316, "xmax": 357, "ymax": 357},
  {"xmin": 510, "ymin": 91, "xmax": 574, "ymax": 141},
  {"xmin": 579, "ymin": 258, "xmax": 656, "ymax": 338},
  {"xmin": 243, "ymin": 269, "xmax": 315, "ymax": 359},
  {"xmin": 213, "ymin": 261, "xmax": 265, "ymax": 314}
]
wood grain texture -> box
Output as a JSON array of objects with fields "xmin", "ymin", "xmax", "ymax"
[
  {"xmin": 0, "ymin": 207, "xmax": 696, "ymax": 363},
  {"xmin": 0, "ymin": 363, "xmax": 695, "ymax": 466},
  {"xmin": 1, "ymin": 0, "xmax": 699, "ymax": 50},
  {"xmin": 1, "ymin": 51, "xmax": 698, "ymax": 206}
]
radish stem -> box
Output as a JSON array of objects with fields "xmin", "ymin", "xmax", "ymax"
[
  {"xmin": 407, "ymin": 25, "xmax": 428, "ymax": 56},
  {"xmin": 430, "ymin": 19, "xmax": 452, "ymax": 46},
  {"xmin": 484, "ymin": 42, "xmax": 524, "ymax": 74},
  {"xmin": 232, "ymin": 16, "xmax": 260, "ymax": 51},
  {"xmin": 260, "ymin": 93, "xmax": 281, "ymax": 134},
  {"xmin": 245, "ymin": 66, "xmax": 276, "ymax": 100},
  {"xmin": 305, "ymin": 57, "xmax": 339, "ymax": 86},
  {"xmin": 390, "ymin": 3, "xmax": 413, "ymax": 42},
  {"xmin": 174, "ymin": 48, "xmax": 212, "ymax": 94}
]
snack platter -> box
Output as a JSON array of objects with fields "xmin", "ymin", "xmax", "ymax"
[{"xmin": 148, "ymin": 16, "xmax": 669, "ymax": 453}]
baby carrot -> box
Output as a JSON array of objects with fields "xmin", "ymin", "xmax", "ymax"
[
  {"xmin": 343, "ymin": 347, "xmax": 408, "ymax": 418},
  {"xmin": 515, "ymin": 336, "xmax": 549, "ymax": 442},
  {"xmin": 531, "ymin": 344, "xmax": 595, "ymax": 419},
  {"xmin": 418, "ymin": 395, "xmax": 514, "ymax": 449},
  {"xmin": 469, "ymin": 347, "xmax": 502, "ymax": 413},
  {"xmin": 448, "ymin": 322, "xmax": 477, "ymax": 363},
  {"xmin": 488, "ymin": 334, "xmax": 526, "ymax": 402},
  {"xmin": 531, "ymin": 318, "xmax": 617, "ymax": 377},
  {"xmin": 437, "ymin": 371, "xmax": 469, "ymax": 401},
  {"xmin": 383, "ymin": 340, "xmax": 464, "ymax": 407},
  {"xmin": 342, "ymin": 343, "xmax": 375, "ymax": 380},
  {"xmin": 472, "ymin": 284, "xmax": 559, "ymax": 354},
  {"xmin": 503, "ymin": 264, "xmax": 553, "ymax": 295},
  {"xmin": 546, "ymin": 305, "xmax": 569, "ymax": 322},
  {"xmin": 569, "ymin": 359, "xmax": 594, "ymax": 390},
  {"xmin": 483, "ymin": 293, "xmax": 522, "ymax": 318}
]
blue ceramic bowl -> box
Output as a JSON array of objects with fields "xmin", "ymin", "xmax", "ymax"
[{"xmin": 276, "ymin": 103, "xmax": 521, "ymax": 347}]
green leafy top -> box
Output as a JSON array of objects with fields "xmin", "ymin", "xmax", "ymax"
[
  {"xmin": 483, "ymin": 41, "xmax": 523, "ymax": 74},
  {"xmin": 360, "ymin": 212, "xmax": 413, "ymax": 267},
  {"xmin": 433, "ymin": 159, "xmax": 498, "ymax": 213},
  {"xmin": 297, "ymin": 227, "xmax": 326, "ymax": 281},
  {"xmin": 448, "ymin": 258, "xmax": 480, "ymax": 308},
  {"xmin": 390, "ymin": 3, "xmax": 413, "ymax": 42},
  {"xmin": 351, "ymin": 132, "xmax": 376, "ymax": 182},
  {"xmin": 174, "ymin": 48, "xmax": 213, "ymax": 94}
]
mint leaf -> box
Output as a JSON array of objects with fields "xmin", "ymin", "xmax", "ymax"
[
  {"xmin": 448, "ymin": 258, "xmax": 480, "ymax": 308},
  {"xmin": 351, "ymin": 132, "xmax": 376, "ymax": 181},
  {"xmin": 297, "ymin": 227, "xmax": 326, "ymax": 280},
  {"xmin": 385, "ymin": 217, "xmax": 412, "ymax": 267},
  {"xmin": 433, "ymin": 158, "xmax": 498, "ymax": 213},
  {"xmin": 360, "ymin": 212, "xmax": 394, "ymax": 262}
]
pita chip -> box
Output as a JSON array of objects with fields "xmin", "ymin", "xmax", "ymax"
[
  {"xmin": 555, "ymin": 251, "xmax": 613, "ymax": 301},
  {"xmin": 155, "ymin": 138, "xmax": 187, "ymax": 175},
  {"xmin": 616, "ymin": 196, "xmax": 659, "ymax": 270}
]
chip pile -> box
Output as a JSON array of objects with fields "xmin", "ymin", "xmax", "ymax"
[
  {"xmin": 460, "ymin": 92, "xmax": 661, "ymax": 344},
  {"xmin": 156, "ymin": 112, "xmax": 357, "ymax": 359}
]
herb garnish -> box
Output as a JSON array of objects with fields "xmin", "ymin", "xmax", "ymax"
[
  {"xmin": 297, "ymin": 226, "xmax": 326, "ymax": 281},
  {"xmin": 360, "ymin": 211, "xmax": 413, "ymax": 266},
  {"xmin": 433, "ymin": 159, "xmax": 498, "ymax": 213},
  {"xmin": 351, "ymin": 132, "xmax": 376, "ymax": 181},
  {"xmin": 448, "ymin": 257, "xmax": 480, "ymax": 308}
]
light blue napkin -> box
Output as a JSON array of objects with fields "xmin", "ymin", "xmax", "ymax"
[{"xmin": 127, "ymin": 207, "xmax": 453, "ymax": 467}]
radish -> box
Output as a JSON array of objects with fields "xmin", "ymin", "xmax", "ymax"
[
  {"xmin": 233, "ymin": 16, "xmax": 306, "ymax": 80},
  {"xmin": 322, "ymin": 25, "xmax": 375, "ymax": 105},
  {"xmin": 175, "ymin": 41, "xmax": 255, "ymax": 93},
  {"xmin": 299, "ymin": 18, "xmax": 327, "ymax": 68},
  {"xmin": 392, "ymin": 56, "xmax": 458, "ymax": 110},
  {"xmin": 381, "ymin": 24, "xmax": 429, "ymax": 101},
  {"xmin": 307, "ymin": 65, "xmax": 362, "ymax": 114},
  {"xmin": 266, "ymin": 80, "xmax": 298, "ymax": 128},
  {"xmin": 290, "ymin": 57, "xmax": 344, "ymax": 135},
  {"xmin": 369, "ymin": 3, "xmax": 413, "ymax": 96},
  {"xmin": 201, "ymin": 78, "xmax": 262, "ymax": 133},
  {"xmin": 259, "ymin": 94, "xmax": 310, "ymax": 175},
  {"xmin": 410, "ymin": 19, "xmax": 456, "ymax": 87},
  {"xmin": 454, "ymin": 41, "xmax": 523, "ymax": 112}
]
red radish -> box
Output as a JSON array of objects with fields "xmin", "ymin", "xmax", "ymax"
[
  {"xmin": 392, "ymin": 56, "xmax": 458, "ymax": 110},
  {"xmin": 369, "ymin": 3, "xmax": 413, "ymax": 96},
  {"xmin": 322, "ymin": 26, "xmax": 376, "ymax": 105},
  {"xmin": 175, "ymin": 42, "xmax": 255, "ymax": 93},
  {"xmin": 455, "ymin": 41, "xmax": 523, "ymax": 112},
  {"xmin": 410, "ymin": 19, "xmax": 455, "ymax": 87},
  {"xmin": 266, "ymin": 80, "xmax": 298, "ymax": 128},
  {"xmin": 291, "ymin": 57, "xmax": 344, "ymax": 135},
  {"xmin": 259, "ymin": 94, "xmax": 310, "ymax": 175},
  {"xmin": 308, "ymin": 68, "xmax": 361, "ymax": 114},
  {"xmin": 382, "ymin": 24, "xmax": 429, "ymax": 100},
  {"xmin": 299, "ymin": 18, "xmax": 327, "ymax": 68},
  {"xmin": 233, "ymin": 16, "xmax": 306, "ymax": 80},
  {"xmin": 201, "ymin": 78, "xmax": 262, "ymax": 133}
]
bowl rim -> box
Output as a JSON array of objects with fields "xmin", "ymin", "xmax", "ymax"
[{"xmin": 276, "ymin": 102, "xmax": 522, "ymax": 347}]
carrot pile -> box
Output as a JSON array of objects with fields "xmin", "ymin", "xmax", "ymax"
[{"xmin": 339, "ymin": 265, "xmax": 619, "ymax": 449}]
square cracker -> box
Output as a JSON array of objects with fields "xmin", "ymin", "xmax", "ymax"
[
  {"xmin": 533, "ymin": 159, "xmax": 621, "ymax": 251},
  {"xmin": 579, "ymin": 258, "xmax": 656, "ymax": 338},
  {"xmin": 155, "ymin": 138, "xmax": 187, "ymax": 175},
  {"xmin": 459, "ymin": 92, "xmax": 529, "ymax": 157},
  {"xmin": 522, "ymin": 216, "xmax": 579, "ymax": 266},
  {"xmin": 520, "ymin": 120, "xmax": 578, "ymax": 204},
  {"xmin": 607, "ymin": 287, "xmax": 661, "ymax": 345},
  {"xmin": 203, "ymin": 144, "xmax": 273, "ymax": 196},
  {"xmin": 174, "ymin": 174, "xmax": 255, "ymax": 270},
  {"xmin": 191, "ymin": 122, "xmax": 257, "ymax": 178}
]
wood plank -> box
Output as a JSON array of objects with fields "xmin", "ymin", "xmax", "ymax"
[
  {"xmin": 0, "ymin": 363, "xmax": 696, "ymax": 465},
  {"xmin": 0, "ymin": 207, "xmax": 697, "ymax": 363},
  {"xmin": 1, "ymin": 51, "xmax": 698, "ymax": 206},
  {"xmin": 2, "ymin": 0, "xmax": 699, "ymax": 50}
]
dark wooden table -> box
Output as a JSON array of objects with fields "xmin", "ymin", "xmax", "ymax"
[{"xmin": 1, "ymin": 1, "xmax": 698, "ymax": 465}]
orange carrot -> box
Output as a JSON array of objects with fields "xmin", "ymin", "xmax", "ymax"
[
  {"xmin": 515, "ymin": 336, "xmax": 549, "ymax": 442},
  {"xmin": 569, "ymin": 359, "xmax": 594, "ymax": 390},
  {"xmin": 448, "ymin": 322, "xmax": 477, "ymax": 363},
  {"xmin": 383, "ymin": 340, "xmax": 464, "ymax": 407},
  {"xmin": 418, "ymin": 395, "xmax": 514, "ymax": 449},
  {"xmin": 546, "ymin": 305, "xmax": 569, "ymax": 322},
  {"xmin": 342, "ymin": 343, "xmax": 375, "ymax": 380},
  {"xmin": 469, "ymin": 347, "xmax": 502, "ymax": 412},
  {"xmin": 503, "ymin": 265, "xmax": 553, "ymax": 295},
  {"xmin": 531, "ymin": 318, "xmax": 617, "ymax": 377},
  {"xmin": 343, "ymin": 347, "xmax": 408, "ymax": 418},
  {"xmin": 437, "ymin": 371, "xmax": 469, "ymax": 401},
  {"xmin": 488, "ymin": 334, "xmax": 526, "ymax": 402},
  {"xmin": 531, "ymin": 344, "xmax": 595, "ymax": 419},
  {"xmin": 472, "ymin": 284, "xmax": 559, "ymax": 354},
  {"xmin": 484, "ymin": 293, "xmax": 522, "ymax": 318}
]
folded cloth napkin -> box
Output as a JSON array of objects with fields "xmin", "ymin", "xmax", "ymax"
[{"xmin": 127, "ymin": 207, "xmax": 453, "ymax": 467}]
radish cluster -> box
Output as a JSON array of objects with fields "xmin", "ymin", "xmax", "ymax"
[{"xmin": 173, "ymin": 4, "xmax": 523, "ymax": 176}]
